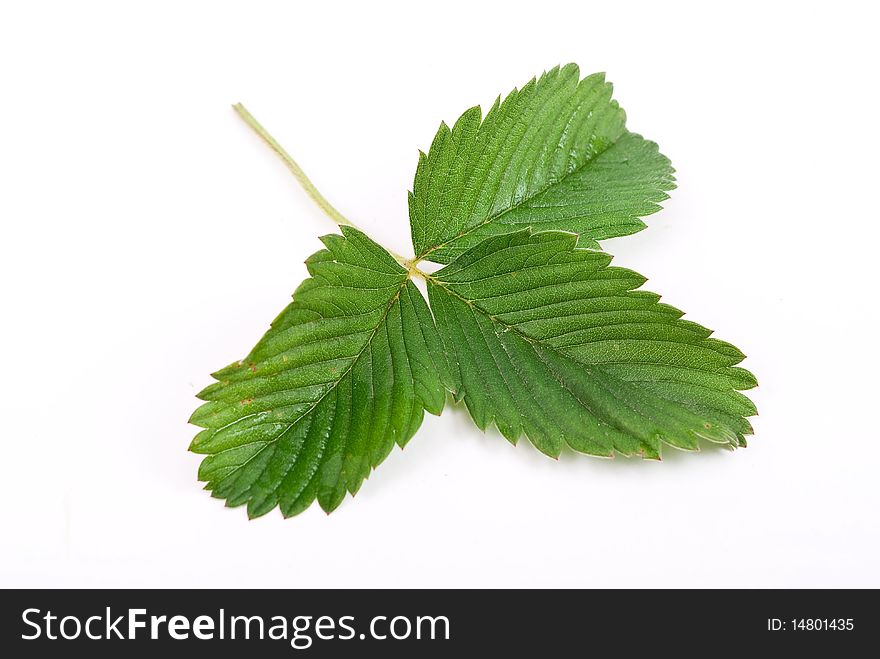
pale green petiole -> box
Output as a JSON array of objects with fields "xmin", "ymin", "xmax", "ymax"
[{"xmin": 232, "ymin": 102, "xmax": 426, "ymax": 277}]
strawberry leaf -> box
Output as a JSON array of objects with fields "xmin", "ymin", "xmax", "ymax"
[
  {"xmin": 426, "ymin": 229, "xmax": 756, "ymax": 458},
  {"xmin": 409, "ymin": 64, "xmax": 675, "ymax": 264},
  {"xmin": 190, "ymin": 227, "xmax": 449, "ymax": 518},
  {"xmin": 192, "ymin": 67, "xmax": 756, "ymax": 518}
]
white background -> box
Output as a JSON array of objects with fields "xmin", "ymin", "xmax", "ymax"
[{"xmin": 2, "ymin": 0, "xmax": 878, "ymax": 588}]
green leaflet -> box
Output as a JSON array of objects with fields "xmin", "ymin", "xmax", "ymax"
[
  {"xmin": 193, "ymin": 66, "xmax": 757, "ymax": 518},
  {"xmin": 409, "ymin": 64, "xmax": 675, "ymax": 264},
  {"xmin": 426, "ymin": 230, "xmax": 756, "ymax": 458},
  {"xmin": 190, "ymin": 227, "xmax": 449, "ymax": 518}
]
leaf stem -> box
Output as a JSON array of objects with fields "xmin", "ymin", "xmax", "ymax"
[
  {"xmin": 233, "ymin": 102, "xmax": 417, "ymax": 271},
  {"xmin": 232, "ymin": 102, "xmax": 359, "ymax": 228}
]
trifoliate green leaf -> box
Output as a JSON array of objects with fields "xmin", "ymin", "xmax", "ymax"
[
  {"xmin": 189, "ymin": 226, "xmax": 449, "ymax": 518},
  {"xmin": 194, "ymin": 68, "xmax": 757, "ymax": 519},
  {"xmin": 426, "ymin": 229, "xmax": 756, "ymax": 458},
  {"xmin": 409, "ymin": 63, "xmax": 675, "ymax": 264}
]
